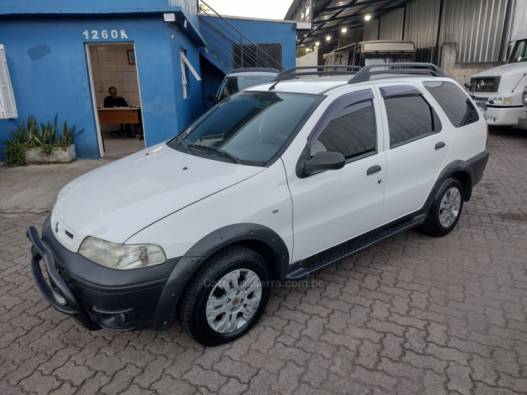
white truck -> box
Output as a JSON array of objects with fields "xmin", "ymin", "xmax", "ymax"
[{"xmin": 469, "ymin": 33, "xmax": 527, "ymax": 128}]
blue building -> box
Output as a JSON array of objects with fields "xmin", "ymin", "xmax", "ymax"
[{"xmin": 0, "ymin": 0, "xmax": 296, "ymax": 160}]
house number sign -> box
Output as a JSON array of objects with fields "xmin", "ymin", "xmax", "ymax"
[{"xmin": 82, "ymin": 29, "xmax": 129, "ymax": 40}]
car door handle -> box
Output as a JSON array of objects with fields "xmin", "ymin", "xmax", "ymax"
[
  {"xmin": 367, "ymin": 165, "xmax": 382, "ymax": 176},
  {"xmin": 435, "ymin": 141, "xmax": 446, "ymax": 150}
]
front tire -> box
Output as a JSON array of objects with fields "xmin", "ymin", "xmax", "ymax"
[
  {"xmin": 420, "ymin": 178, "xmax": 464, "ymax": 237},
  {"xmin": 179, "ymin": 246, "xmax": 271, "ymax": 346}
]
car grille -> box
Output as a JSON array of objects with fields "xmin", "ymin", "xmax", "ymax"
[{"xmin": 469, "ymin": 76, "xmax": 500, "ymax": 93}]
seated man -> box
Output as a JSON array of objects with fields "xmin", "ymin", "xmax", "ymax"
[
  {"xmin": 104, "ymin": 86, "xmax": 128, "ymax": 108},
  {"xmin": 102, "ymin": 87, "xmax": 144, "ymax": 139}
]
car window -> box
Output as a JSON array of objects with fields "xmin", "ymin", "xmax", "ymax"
[
  {"xmin": 312, "ymin": 96, "xmax": 377, "ymax": 160},
  {"xmin": 381, "ymin": 85, "xmax": 441, "ymax": 148},
  {"xmin": 423, "ymin": 81, "xmax": 479, "ymax": 127},
  {"xmin": 168, "ymin": 91, "xmax": 319, "ymax": 166},
  {"xmin": 220, "ymin": 75, "xmax": 276, "ymax": 100}
]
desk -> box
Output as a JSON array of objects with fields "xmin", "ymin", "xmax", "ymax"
[{"xmin": 98, "ymin": 107, "xmax": 140, "ymax": 125}]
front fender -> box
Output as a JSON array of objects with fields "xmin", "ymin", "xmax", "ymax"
[{"xmin": 153, "ymin": 223, "xmax": 289, "ymax": 329}]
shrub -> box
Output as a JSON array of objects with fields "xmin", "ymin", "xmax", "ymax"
[{"xmin": 3, "ymin": 115, "xmax": 82, "ymax": 167}]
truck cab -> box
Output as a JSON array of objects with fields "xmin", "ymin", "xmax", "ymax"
[
  {"xmin": 323, "ymin": 40, "xmax": 416, "ymax": 67},
  {"xmin": 469, "ymin": 34, "xmax": 527, "ymax": 128}
]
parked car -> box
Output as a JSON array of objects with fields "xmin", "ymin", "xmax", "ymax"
[
  {"xmin": 209, "ymin": 68, "xmax": 279, "ymax": 103},
  {"xmin": 468, "ymin": 32, "xmax": 527, "ymax": 127},
  {"xmin": 323, "ymin": 40, "xmax": 416, "ymax": 67},
  {"xmin": 28, "ymin": 63, "xmax": 489, "ymax": 346}
]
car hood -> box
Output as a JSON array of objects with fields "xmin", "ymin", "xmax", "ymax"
[
  {"xmin": 472, "ymin": 62, "xmax": 527, "ymax": 78},
  {"xmin": 52, "ymin": 143, "xmax": 263, "ymax": 251}
]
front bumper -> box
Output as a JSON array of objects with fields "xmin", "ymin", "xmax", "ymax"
[
  {"xmin": 27, "ymin": 216, "xmax": 180, "ymax": 331},
  {"xmin": 482, "ymin": 105, "xmax": 524, "ymax": 126}
]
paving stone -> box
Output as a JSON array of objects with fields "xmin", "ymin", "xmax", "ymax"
[{"xmin": 2, "ymin": 131, "xmax": 527, "ymax": 394}]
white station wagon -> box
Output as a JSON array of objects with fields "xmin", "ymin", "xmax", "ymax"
[{"xmin": 28, "ymin": 64, "xmax": 489, "ymax": 346}]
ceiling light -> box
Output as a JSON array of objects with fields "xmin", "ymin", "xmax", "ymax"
[
  {"xmin": 364, "ymin": 14, "xmax": 372, "ymax": 21},
  {"xmin": 315, "ymin": 41, "xmax": 320, "ymax": 46},
  {"xmin": 306, "ymin": 47, "xmax": 311, "ymax": 52},
  {"xmin": 341, "ymin": 27, "xmax": 348, "ymax": 34},
  {"xmin": 325, "ymin": 35, "xmax": 332, "ymax": 41}
]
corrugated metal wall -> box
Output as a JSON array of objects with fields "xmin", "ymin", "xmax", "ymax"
[
  {"xmin": 403, "ymin": 0, "xmax": 441, "ymax": 62},
  {"xmin": 440, "ymin": 0, "xmax": 510, "ymax": 63},
  {"xmin": 363, "ymin": 18, "xmax": 379, "ymax": 41},
  {"xmin": 510, "ymin": 0, "xmax": 527, "ymax": 41},
  {"xmin": 379, "ymin": 7, "xmax": 404, "ymax": 40},
  {"xmin": 372, "ymin": 0, "xmax": 517, "ymax": 64}
]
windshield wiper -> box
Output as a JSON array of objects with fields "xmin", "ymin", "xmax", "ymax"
[{"xmin": 188, "ymin": 144, "xmax": 241, "ymax": 164}]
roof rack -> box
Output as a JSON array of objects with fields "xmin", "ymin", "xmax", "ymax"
[
  {"xmin": 269, "ymin": 65, "xmax": 361, "ymax": 90},
  {"xmin": 348, "ymin": 63, "xmax": 446, "ymax": 84},
  {"xmin": 230, "ymin": 67, "xmax": 281, "ymax": 74}
]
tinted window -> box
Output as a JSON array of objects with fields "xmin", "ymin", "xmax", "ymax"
[
  {"xmin": 220, "ymin": 75, "xmax": 276, "ymax": 100},
  {"xmin": 312, "ymin": 99, "xmax": 376, "ymax": 160},
  {"xmin": 508, "ymin": 39, "xmax": 527, "ymax": 63},
  {"xmin": 382, "ymin": 87, "xmax": 441, "ymax": 148},
  {"xmin": 168, "ymin": 91, "xmax": 318, "ymax": 165},
  {"xmin": 424, "ymin": 81, "xmax": 479, "ymax": 127}
]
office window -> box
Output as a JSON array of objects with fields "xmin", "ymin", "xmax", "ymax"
[
  {"xmin": 312, "ymin": 99, "xmax": 377, "ymax": 160},
  {"xmin": 233, "ymin": 44, "xmax": 282, "ymax": 69},
  {"xmin": 0, "ymin": 44, "xmax": 17, "ymax": 119},
  {"xmin": 424, "ymin": 81, "xmax": 479, "ymax": 127},
  {"xmin": 382, "ymin": 86, "xmax": 441, "ymax": 148}
]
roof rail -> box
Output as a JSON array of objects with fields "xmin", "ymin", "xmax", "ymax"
[
  {"xmin": 269, "ymin": 65, "xmax": 361, "ymax": 90},
  {"xmin": 348, "ymin": 62, "xmax": 446, "ymax": 84},
  {"xmin": 230, "ymin": 67, "xmax": 281, "ymax": 74}
]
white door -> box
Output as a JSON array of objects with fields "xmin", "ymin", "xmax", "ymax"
[
  {"xmin": 287, "ymin": 89, "xmax": 386, "ymax": 262},
  {"xmin": 378, "ymin": 84, "xmax": 448, "ymax": 224}
]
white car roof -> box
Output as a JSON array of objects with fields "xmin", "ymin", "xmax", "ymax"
[{"xmin": 246, "ymin": 75, "xmax": 455, "ymax": 96}]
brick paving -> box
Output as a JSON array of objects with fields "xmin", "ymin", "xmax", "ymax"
[{"xmin": 1, "ymin": 130, "xmax": 527, "ymax": 394}]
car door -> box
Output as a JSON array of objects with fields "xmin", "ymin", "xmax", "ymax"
[
  {"xmin": 285, "ymin": 88, "xmax": 387, "ymax": 262},
  {"xmin": 378, "ymin": 84, "xmax": 448, "ymax": 224}
]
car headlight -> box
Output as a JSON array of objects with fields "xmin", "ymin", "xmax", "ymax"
[
  {"xmin": 79, "ymin": 237, "xmax": 166, "ymax": 270},
  {"xmin": 523, "ymin": 89, "xmax": 527, "ymax": 106},
  {"xmin": 490, "ymin": 96, "xmax": 513, "ymax": 106}
]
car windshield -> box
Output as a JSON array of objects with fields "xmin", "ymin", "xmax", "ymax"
[
  {"xmin": 508, "ymin": 39, "xmax": 527, "ymax": 63},
  {"xmin": 220, "ymin": 75, "xmax": 276, "ymax": 99},
  {"xmin": 168, "ymin": 91, "xmax": 319, "ymax": 166}
]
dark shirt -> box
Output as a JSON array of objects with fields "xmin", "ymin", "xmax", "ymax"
[{"xmin": 104, "ymin": 96, "xmax": 128, "ymax": 108}]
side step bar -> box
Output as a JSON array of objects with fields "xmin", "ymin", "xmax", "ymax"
[{"xmin": 286, "ymin": 213, "xmax": 426, "ymax": 280}]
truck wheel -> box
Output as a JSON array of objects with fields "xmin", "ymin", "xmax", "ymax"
[
  {"xmin": 420, "ymin": 178, "xmax": 464, "ymax": 237},
  {"xmin": 179, "ymin": 246, "xmax": 271, "ymax": 346}
]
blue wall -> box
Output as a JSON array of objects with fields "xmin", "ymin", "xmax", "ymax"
[
  {"xmin": 0, "ymin": 14, "xmax": 203, "ymax": 160},
  {"xmin": 0, "ymin": 6, "xmax": 297, "ymax": 161},
  {"xmin": 199, "ymin": 15, "xmax": 297, "ymax": 73}
]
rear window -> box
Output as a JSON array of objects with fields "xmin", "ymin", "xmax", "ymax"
[{"xmin": 424, "ymin": 81, "xmax": 479, "ymax": 127}]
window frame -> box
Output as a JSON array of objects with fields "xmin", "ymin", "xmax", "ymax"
[
  {"xmin": 0, "ymin": 44, "xmax": 17, "ymax": 120},
  {"xmin": 423, "ymin": 80, "xmax": 480, "ymax": 128},
  {"xmin": 380, "ymin": 85, "xmax": 442, "ymax": 149},
  {"xmin": 307, "ymin": 89, "xmax": 379, "ymax": 165},
  {"xmin": 180, "ymin": 49, "xmax": 201, "ymax": 100}
]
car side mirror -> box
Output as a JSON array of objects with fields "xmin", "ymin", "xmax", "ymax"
[
  {"xmin": 207, "ymin": 94, "xmax": 218, "ymax": 103},
  {"xmin": 302, "ymin": 151, "xmax": 345, "ymax": 177}
]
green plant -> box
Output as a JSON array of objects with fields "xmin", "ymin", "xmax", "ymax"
[
  {"xmin": 3, "ymin": 114, "xmax": 80, "ymax": 166},
  {"xmin": 4, "ymin": 141, "xmax": 26, "ymax": 167}
]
